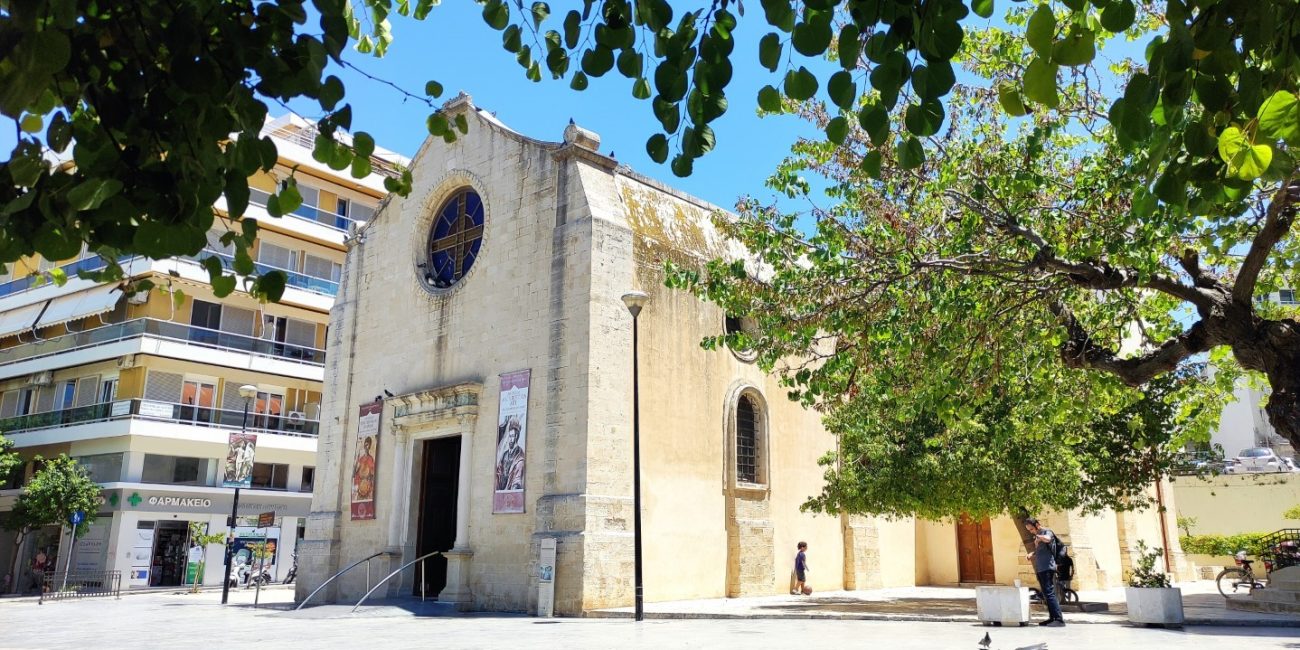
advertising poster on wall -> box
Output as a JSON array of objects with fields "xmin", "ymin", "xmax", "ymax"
[
  {"xmin": 350, "ymin": 402, "xmax": 382, "ymax": 520},
  {"xmin": 128, "ymin": 526, "xmax": 154, "ymax": 587},
  {"xmin": 222, "ymin": 431, "xmax": 258, "ymax": 488},
  {"xmin": 73, "ymin": 520, "xmax": 110, "ymax": 573},
  {"xmin": 493, "ymin": 369, "xmax": 530, "ymax": 514}
]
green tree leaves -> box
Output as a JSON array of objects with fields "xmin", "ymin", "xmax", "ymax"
[
  {"xmin": 1023, "ymin": 58, "xmax": 1059, "ymax": 108},
  {"xmin": 1026, "ymin": 4, "xmax": 1056, "ymax": 57},
  {"xmin": 1257, "ymin": 91, "xmax": 1300, "ymax": 144},
  {"xmin": 1217, "ymin": 127, "xmax": 1272, "ymax": 181}
]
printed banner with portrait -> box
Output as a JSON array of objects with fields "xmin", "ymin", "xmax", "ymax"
[
  {"xmin": 350, "ymin": 402, "xmax": 382, "ymax": 520},
  {"xmin": 222, "ymin": 432, "xmax": 258, "ymax": 488},
  {"xmin": 493, "ymin": 369, "xmax": 531, "ymax": 514}
]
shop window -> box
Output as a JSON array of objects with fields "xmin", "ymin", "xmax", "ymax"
[
  {"xmin": 251, "ymin": 463, "xmax": 289, "ymax": 490},
  {"xmin": 73, "ymin": 453, "xmax": 124, "ymax": 484},
  {"xmin": 300, "ymin": 466, "xmax": 315, "ymax": 492},
  {"xmin": 141, "ymin": 454, "xmax": 212, "ymax": 486}
]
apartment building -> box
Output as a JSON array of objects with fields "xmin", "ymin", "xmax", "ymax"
[{"xmin": 0, "ymin": 115, "xmax": 401, "ymax": 592}]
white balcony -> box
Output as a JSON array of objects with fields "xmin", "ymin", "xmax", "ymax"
[{"xmin": 0, "ymin": 318, "xmax": 325, "ymax": 383}]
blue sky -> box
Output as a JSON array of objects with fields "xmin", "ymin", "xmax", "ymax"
[
  {"xmin": 286, "ymin": 3, "xmax": 823, "ymax": 211},
  {"xmin": 3, "ymin": 5, "xmax": 1149, "ymax": 213}
]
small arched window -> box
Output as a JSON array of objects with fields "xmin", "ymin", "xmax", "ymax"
[{"xmin": 736, "ymin": 394, "xmax": 760, "ymax": 484}]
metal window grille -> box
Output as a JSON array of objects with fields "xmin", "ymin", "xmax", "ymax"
[{"xmin": 736, "ymin": 395, "xmax": 759, "ymax": 483}]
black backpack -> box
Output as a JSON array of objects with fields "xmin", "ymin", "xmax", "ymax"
[{"xmin": 1052, "ymin": 537, "xmax": 1070, "ymax": 562}]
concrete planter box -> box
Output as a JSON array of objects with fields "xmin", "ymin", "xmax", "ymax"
[
  {"xmin": 976, "ymin": 586, "xmax": 1030, "ymax": 626},
  {"xmin": 1125, "ymin": 587, "xmax": 1184, "ymax": 626}
]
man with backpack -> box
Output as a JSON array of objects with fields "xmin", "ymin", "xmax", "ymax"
[{"xmin": 1024, "ymin": 517, "xmax": 1065, "ymax": 627}]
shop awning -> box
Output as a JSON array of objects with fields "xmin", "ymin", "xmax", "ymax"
[
  {"xmin": 0, "ymin": 300, "xmax": 48, "ymax": 338},
  {"xmin": 34, "ymin": 284, "xmax": 123, "ymax": 329}
]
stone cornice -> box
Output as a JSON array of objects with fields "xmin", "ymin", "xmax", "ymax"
[{"xmin": 391, "ymin": 381, "xmax": 482, "ymax": 436}]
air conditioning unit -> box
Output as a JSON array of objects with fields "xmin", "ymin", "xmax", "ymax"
[
  {"xmin": 126, "ymin": 291, "xmax": 149, "ymax": 305},
  {"xmin": 28, "ymin": 371, "xmax": 52, "ymax": 386},
  {"xmin": 116, "ymin": 355, "xmax": 136, "ymax": 369},
  {"xmin": 287, "ymin": 411, "xmax": 307, "ymax": 424}
]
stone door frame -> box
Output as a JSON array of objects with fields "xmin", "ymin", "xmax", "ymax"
[{"xmin": 387, "ymin": 382, "xmax": 481, "ymax": 608}]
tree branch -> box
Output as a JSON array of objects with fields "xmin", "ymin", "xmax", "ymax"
[
  {"xmin": 1233, "ymin": 180, "xmax": 1300, "ymax": 304},
  {"xmin": 943, "ymin": 189, "xmax": 1215, "ymax": 310},
  {"xmin": 1048, "ymin": 302, "xmax": 1215, "ymax": 386}
]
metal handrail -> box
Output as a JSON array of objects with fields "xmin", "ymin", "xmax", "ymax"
[
  {"xmin": 295, "ymin": 551, "xmax": 387, "ymax": 610},
  {"xmin": 350, "ymin": 550, "xmax": 443, "ymax": 613}
]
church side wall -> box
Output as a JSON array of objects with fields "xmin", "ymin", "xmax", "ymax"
[{"xmin": 577, "ymin": 175, "xmax": 850, "ymax": 602}]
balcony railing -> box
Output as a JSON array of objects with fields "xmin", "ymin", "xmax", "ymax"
[
  {"xmin": 0, "ymin": 318, "xmax": 325, "ymax": 367},
  {"xmin": 0, "ymin": 398, "xmax": 319, "ymax": 438},
  {"xmin": 249, "ymin": 188, "xmax": 357, "ymax": 233},
  {"xmin": 184, "ymin": 248, "xmax": 339, "ymax": 297},
  {"xmin": 0, "ymin": 255, "xmax": 124, "ymax": 299}
]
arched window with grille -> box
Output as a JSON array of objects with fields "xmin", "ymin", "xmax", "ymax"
[{"xmin": 736, "ymin": 393, "xmax": 761, "ymax": 484}]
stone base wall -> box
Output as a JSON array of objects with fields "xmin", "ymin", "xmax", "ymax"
[
  {"xmin": 842, "ymin": 515, "xmax": 884, "ymax": 591},
  {"xmin": 726, "ymin": 493, "xmax": 773, "ymax": 597}
]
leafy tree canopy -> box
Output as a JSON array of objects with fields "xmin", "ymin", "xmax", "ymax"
[
  {"xmin": 3, "ymin": 455, "xmax": 101, "ymax": 538},
  {"xmin": 664, "ymin": 1, "xmax": 1300, "ymax": 467},
  {"xmin": 4, "ymin": 0, "xmax": 1299, "ymax": 501},
  {"xmin": 804, "ymin": 370, "xmax": 1201, "ymax": 519},
  {"xmin": 5, "ymin": 0, "xmax": 1287, "ymax": 304},
  {"xmin": 0, "ymin": 435, "xmax": 19, "ymax": 484}
]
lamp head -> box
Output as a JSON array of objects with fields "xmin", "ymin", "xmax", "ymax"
[
  {"xmin": 238, "ymin": 384, "xmax": 258, "ymax": 400},
  {"xmin": 621, "ymin": 291, "xmax": 649, "ymax": 318}
]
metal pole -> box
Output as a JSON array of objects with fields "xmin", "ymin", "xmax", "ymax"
[
  {"xmin": 61, "ymin": 525, "xmax": 76, "ymax": 592},
  {"xmin": 631, "ymin": 310, "xmax": 644, "ymax": 622},
  {"xmin": 254, "ymin": 532, "xmax": 263, "ymax": 609},
  {"xmin": 221, "ymin": 398, "xmax": 252, "ymax": 605}
]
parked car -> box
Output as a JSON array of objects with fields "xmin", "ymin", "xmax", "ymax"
[
  {"xmin": 1224, "ymin": 447, "xmax": 1298, "ymax": 473},
  {"xmin": 1171, "ymin": 450, "xmax": 1226, "ymax": 475}
]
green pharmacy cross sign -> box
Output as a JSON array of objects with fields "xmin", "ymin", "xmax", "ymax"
[{"xmin": 127, "ymin": 492, "xmax": 143, "ymax": 507}]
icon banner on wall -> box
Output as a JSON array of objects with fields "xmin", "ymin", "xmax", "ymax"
[
  {"xmin": 222, "ymin": 432, "xmax": 258, "ymax": 488},
  {"xmin": 351, "ymin": 402, "xmax": 382, "ymax": 520},
  {"xmin": 493, "ymin": 370, "xmax": 530, "ymax": 514}
]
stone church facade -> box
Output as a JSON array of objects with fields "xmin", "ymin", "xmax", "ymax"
[{"xmin": 297, "ymin": 95, "xmax": 1190, "ymax": 614}]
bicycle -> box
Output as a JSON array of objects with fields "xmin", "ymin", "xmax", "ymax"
[{"xmin": 1216, "ymin": 550, "xmax": 1268, "ymax": 597}]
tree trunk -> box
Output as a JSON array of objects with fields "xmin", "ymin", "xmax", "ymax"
[
  {"xmin": 1263, "ymin": 360, "xmax": 1300, "ymax": 453},
  {"xmin": 1236, "ymin": 317, "xmax": 1300, "ymax": 452}
]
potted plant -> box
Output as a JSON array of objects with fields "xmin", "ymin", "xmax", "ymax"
[{"xmin": 1125, "ymin": 541, "xmax": 1184, "ymax": 626}]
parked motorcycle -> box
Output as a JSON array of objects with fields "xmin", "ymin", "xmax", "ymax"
[
  {"xmin": 245, "ymin": 564, "xmax": 273, "ymax": 588},
  {"xmin": 226, "ymin": 557, "xmax": 272, "ymax": 589},
  {"xmin": 283, "ymin": 552, "xmax": 298, "ymax": 585}
]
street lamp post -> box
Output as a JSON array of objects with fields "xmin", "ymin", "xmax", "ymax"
[
  {"xmin": 621, "ymin": 290, "xmax": 648, "ymax": 622},
  {"xmin": 221, "ymin": 384, "xmax": 259, "ymax": 605}
]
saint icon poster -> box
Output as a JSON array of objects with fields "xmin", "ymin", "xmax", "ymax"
[
  {"xmin": 493, "ymin": 370, "xmax": 530, "ymax": 514},
  {"xmin": 351, "ymin": 402, "xmax": 382, "ymax": 520}
]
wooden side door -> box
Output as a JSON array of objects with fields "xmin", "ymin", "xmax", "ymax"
[{"xmin": 957, "ymin": 516, "xmax": 997, "ymax": 583}]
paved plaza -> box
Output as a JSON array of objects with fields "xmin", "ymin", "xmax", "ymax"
[{"xmin": 1, "ymin": 586, "xmax": 1299, "ymax": 650}]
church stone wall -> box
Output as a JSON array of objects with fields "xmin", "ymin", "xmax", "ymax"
[
  {"xmin": 301, "ymin": 102, "xmax": 601, "ymax": 612},
  {"xmin": 582, "ymin": 172, "xmax": 857, "ymax": 601},
  {"xmin": 301, "ymin": 97, "xmax": 975, "ymax": 614}
]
